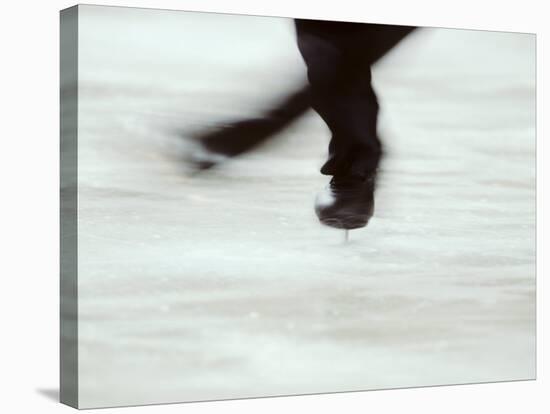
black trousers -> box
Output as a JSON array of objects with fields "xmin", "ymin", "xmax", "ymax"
[
  {"xmin": 199, "ymin": 20, "xmax": 415, "ymax": 177},
  {"xmin": 295, "ymin": 19, "xmax": 415, "ymax": 178}
]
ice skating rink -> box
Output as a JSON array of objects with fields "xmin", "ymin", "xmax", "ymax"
[{"xmin": 73, "ymin": 5, "xmax": 535, "ymax": 408}]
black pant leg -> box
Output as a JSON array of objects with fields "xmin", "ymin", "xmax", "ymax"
[
  {"xmin": 295, "ymin": 19, "xmax": 415, "ymax": 178},
  {"xmin": 199, "ymin": 85, "xmax": 311, "ymax": 156}
]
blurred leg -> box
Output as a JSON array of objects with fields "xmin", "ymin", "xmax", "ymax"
[
  {"xmin": 295, "ymin": 20, "xmax": 415, "ymax": 229},
  {"xmin": 295, "ymin": 19, "xmax": 415, "ymax": 178},
  {"xmin": 190, "ymin": 84, "xmax": 311, "ymax": 169}
]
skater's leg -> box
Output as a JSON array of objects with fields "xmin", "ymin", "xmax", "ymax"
[
  {"xmin": 294, "ymin": 20, "xmax": 415, "ymax": 229},
  {"xmin": 295, "ymin": 19, "xmax": 415, "ymax": 178},
  {"xmin": 188, "ymin": 85, "xmax": 311, "ymax": 170}
]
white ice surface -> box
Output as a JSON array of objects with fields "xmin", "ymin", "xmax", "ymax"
[{"xmin": 73, "ymin": 5, "xmax": 535, "ymax": 408}]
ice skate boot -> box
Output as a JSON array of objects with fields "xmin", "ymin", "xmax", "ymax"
[{"xmin": 314, "ymin": 173, "xmax": 376, "ymax": 230}]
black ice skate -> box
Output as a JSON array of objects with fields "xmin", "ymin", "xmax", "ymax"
[{"xmin": 314, "ymin": 173, "xmax": 376, "ymax": 230}]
